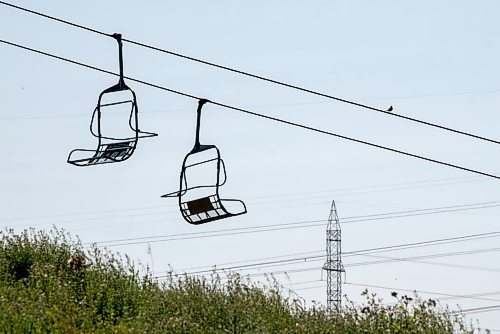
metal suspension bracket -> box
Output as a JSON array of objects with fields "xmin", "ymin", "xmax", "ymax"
[
  {"xmin": 193, "ymin": 98, "xmax": 210, "ymax": 153},
  {"xmin": 111, "ymin": 33, "xmax": 125, "ymax": 89}
]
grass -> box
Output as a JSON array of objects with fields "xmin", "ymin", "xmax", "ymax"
[{"xmin": 0, "ymin": 228, "xmax": 478, "ymax": 333}]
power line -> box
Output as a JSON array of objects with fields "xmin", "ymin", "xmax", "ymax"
[
  {"xmin": 477, "ymin": 329, "xmax": 500, "ymax": 333},
  {"xmin": 440, "ymin": 291, "xmax": 500, "ymax": 302},
  {"xmin": 172, "ymin": 244, "xmax": 500, "ymax": 278},
  {"xmin": 0, "ymin": 175, "xmax": 484, "ymax": 227},
  {"xmin": 0, "ymin": 204, "xmax": 169, "ymax": 223},
  {"xmin": 179, "ymin": 255, "xmax": 326, "ymax": 276},
  {"xmin": 2, "ymin": 39, "xmax": 499, "ymax": 181},
  {"xmin": 452, "ymin": 304, "xmax": 500, "ymax": 315},
  {"xmin": 344, "ymin": 230, "xmax": 500, "ymax": 256},
  {"xmin": 0, "ymin": 91, "xmax": 498, "ymax": 122},
  {"xmin": 164, "ymin": 228, "xmax": 500, "ymax": 275},
  {"xmin": 237, "ymin": 252, "xmax": 500, "ymax": 278},
  {"xmin": 348, "ymin": 247, "xmax": 500, "ymax": 268},
  {"xmin": 169, "ymin": 250, "xmax": 325, "ymax": 274},
  {"xmin": 2, "ymin": 1, "xmax": 500, "ymax": 147},
  {"xmin": 158, "ymin": 234, "xmax": 500, "ymax": 277},
  {"xmin": 342, "ymin": 201, "xmax": 500, "ymax": 222},
  {"xmin": 247, "ymin": 175, "xmax": 482, "ymax": 202},
  {"xmin": 352, "ymin": 254, "xmax": 500, "ymax": 273},
  {"xmin": 87, "ymin": 219, "xmax": 328, "ymax": 247},
  {"xmin": 169, "ymin": 242, "xmax": 499, "ymax": 278},
  {"xmin": 7, "ymin": 195, "xmax": 500, "ymax": 232},
  {"xmin": 87, "ymin": 200, "xmax": 500, "ymax": 247},
  {"xmin": 344, "ymin": 282, "xmax": 500, "ymax": 303}
]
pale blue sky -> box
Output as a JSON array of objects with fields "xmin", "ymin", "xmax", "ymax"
[{"xmin": 1, "ymin": 1, "xmax": 500, "ymax": 330}]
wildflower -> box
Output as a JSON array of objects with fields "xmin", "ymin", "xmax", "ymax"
[{"xmin": 67, "ymin": 251, "xmax": 87, "ymax": 271}]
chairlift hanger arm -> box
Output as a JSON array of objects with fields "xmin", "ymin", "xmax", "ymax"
[
  {"xmin": 100, "ymin": 33, "xmax": 129, "ymax": 93},
  {"xmin": 113, "ymin": 33, "xmax": 126, "ymax": 90},
  {"xmin": 193, "ymin": 98, "xmax": 210, "ymax": 152}
]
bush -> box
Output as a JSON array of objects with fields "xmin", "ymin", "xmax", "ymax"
[{"xmin": 0, "ymin": 229, "xmax": 476, "ymax": 333}]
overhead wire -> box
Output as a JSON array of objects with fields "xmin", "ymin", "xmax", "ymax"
[
  {"xmin": 452, "ymin": 304, "xmax": 500, "ymax": 315},
  {"xmin": 0, "ymin": 90, "xmax": 498, "ymax": 122},
  {"xmin": 245, "ymin": 175, "xmax": 482, "ymax": 201},
  {"xmin": 345, "ymin": 282, "xmax": 500, "ymax": 303},
  {"xmin": 155, "ymin": 233, "xmax": 500, "ymax": 278},
  {"xmin": 0, "ymin": 204, "xmax": 170, "ymax": 223},
  {"xmin": 231, "ymin": 247, "xmax": 500, "ymax": 278},
  {"xmin": 164, "ymin": 229, "xmax": 500, "ymax": 275},
  {"xmin": 155, "ymin": 245, "xmax": 500, "ymax": 279},
  {"xmin": 220, "ymin": 247, "xmax": 500, "ymax": 275},
  {"xmin": 1, "ymin": 1, "xmax": 500, "ymax": 146},
  {"xmin": 347, "ymin": 248, "xmax": 500, "ymax": 269},
  {"xmin": 6, "ymin": 196, "xmax": 500, "ymax": 232},
  {"xmin": 87, "ymin": 200, "xmax": 500, "ymax": 247},
  {"xmin": 344, "ymin": 230, "xmax": 500, "ymax": 256},
  {"xmin": 175, "ymin": 254, "xmax": 497, "ymax": 278},
  {"xmin": 0, "ymin": 175, "xmax": 485, "ymax": 228},
  {"xmin": 86, "ymin": 219, "xmax": 328, "ymax": 247},
  {"xmin": 440, "ymin": 291, "xmax": 500, "ymax": 302},
  {"xmin": 1, "ymin": 39, "xmax": 499, "ymax": 181}
]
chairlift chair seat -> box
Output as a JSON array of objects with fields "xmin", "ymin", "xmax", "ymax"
[
  {"xmin": 181, "ymin": 195, "xmax": 245, "ymax": 224},
  {"xmin": 67, "ymin": 139, "xmax": 137, "ymax": 166}
]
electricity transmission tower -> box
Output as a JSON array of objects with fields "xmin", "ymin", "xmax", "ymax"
[{"xmin": 322, "ymin": 200, "xmax": 344, "ymax": 312}]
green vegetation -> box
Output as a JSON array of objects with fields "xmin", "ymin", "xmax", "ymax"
[{"xmin": 0, "ymin": 229, "xmax": 476, "ymax": 333}]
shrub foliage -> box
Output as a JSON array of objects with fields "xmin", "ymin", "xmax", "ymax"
[{"xmin": 0, "ymin": 229, "xmax": 475, "ymax": 333}]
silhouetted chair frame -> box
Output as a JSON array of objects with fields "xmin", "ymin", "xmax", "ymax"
[
  {"xmin": 162, "ymin": 99, "xmax": 247, "ymax": 224},
  {"xmin": 67, "ymin": 33, "xmax": 157, "ymax": 167}
]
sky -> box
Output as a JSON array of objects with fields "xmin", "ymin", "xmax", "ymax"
[{"xmin": 1, "ymin": 0, "xmax": 500, "ymax": 330}]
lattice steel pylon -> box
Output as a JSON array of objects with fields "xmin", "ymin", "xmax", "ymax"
[{"xmin": 322, "ymin": 200, "xmax": 345, "ymax": 312}]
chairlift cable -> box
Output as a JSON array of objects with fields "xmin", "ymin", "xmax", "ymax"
[
  {"xmin": 0, "ymin": 1, "xmax": 112, "ymax": 37},
  {"xmin": 1, "ymin": 38, "xmax": 499, "ymax": 181},
  {"xmin": 210, "ymin": 99, "xmax": 500, "ymax": 180},
  {"xmin": 1, "ymin": 0, "xmax": 500, "ymax": 146}
]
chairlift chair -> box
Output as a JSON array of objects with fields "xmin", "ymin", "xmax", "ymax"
[
  {"xmin": 162, "ymin": 99, "xmax": 247, "ymax": 224},
  {"xmin": 67, "ymin": 33, "xmax": 157, "ymax": 166}
]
